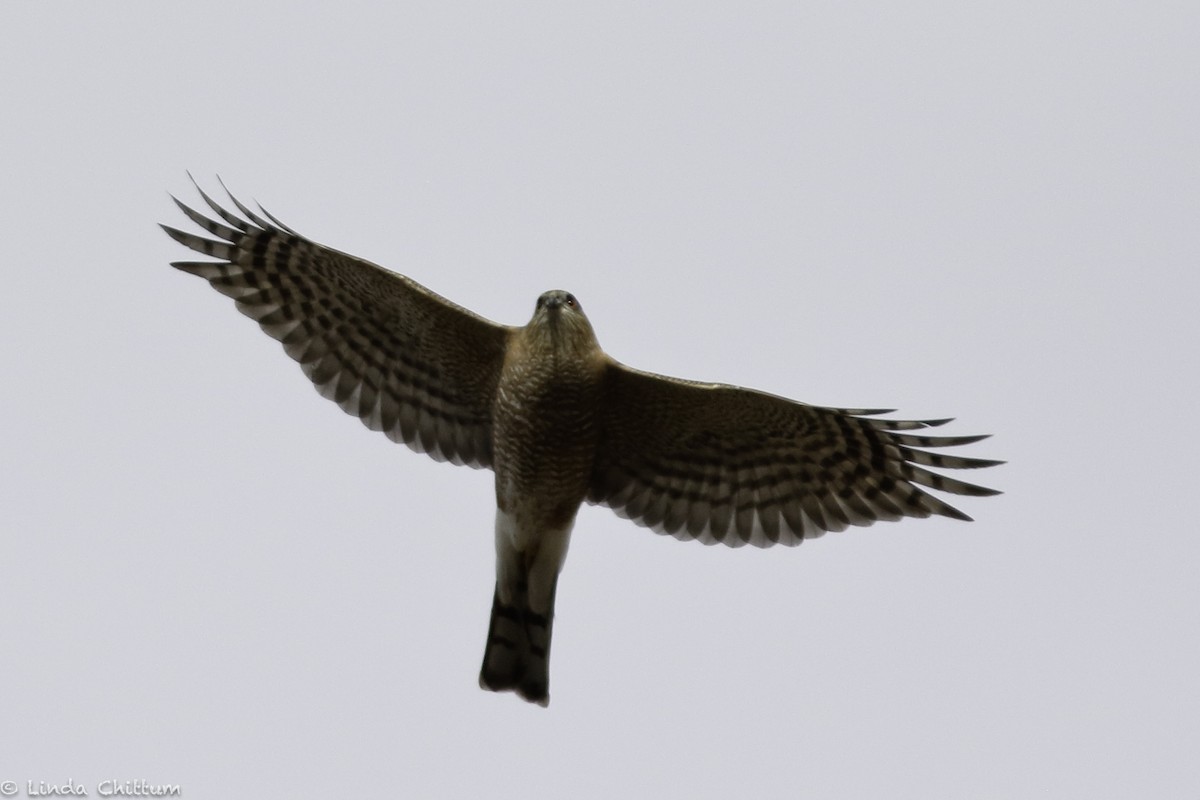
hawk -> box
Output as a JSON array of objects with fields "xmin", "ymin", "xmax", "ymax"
[{"xmin": 161, "ymin": 179, "xmax": 1001, "ymax": 707}]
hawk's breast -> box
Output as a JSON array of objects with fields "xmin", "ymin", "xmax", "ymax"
[{"xmin": 491, "ymin": 340, "xmax": 604, "ymax": 524}]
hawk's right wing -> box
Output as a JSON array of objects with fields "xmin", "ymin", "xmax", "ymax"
[
  {"xmin": 161, "ymin": 179, "xmax": 510, "ymax": 469},
  {"xmin": 588, "ymin": 361, "xmax": 1002, "ymax": 547}
]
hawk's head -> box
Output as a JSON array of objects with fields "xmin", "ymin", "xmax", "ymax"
[{"xmin": 525, "ymin": 289, "xmax": 601, "ymax": 358}]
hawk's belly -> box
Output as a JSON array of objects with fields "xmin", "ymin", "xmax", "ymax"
[
  {"xmin": 490, "ymin": 378, "xmax": 598, "ymax": 616},
  {"xmin": 492, "ymin": 414, "xmax": 596, "ymax": 535},
  {"xmin": 491, "ymin": 363, "xmax": 600, "ymax": 542}
]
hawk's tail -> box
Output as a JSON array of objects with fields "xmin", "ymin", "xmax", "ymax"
[{"xmin": 478, "ymin": 583, "xmax": 556, "ymax": 707}]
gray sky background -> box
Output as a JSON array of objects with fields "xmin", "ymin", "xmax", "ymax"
[{"xmin": 2, "ymin": 3, "xmax": 1197, "ymax": 798}]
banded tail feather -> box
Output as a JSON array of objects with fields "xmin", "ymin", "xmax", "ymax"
[{"xmin": 479, "ymin": 584, "xmax": 557, "ymax": 707}]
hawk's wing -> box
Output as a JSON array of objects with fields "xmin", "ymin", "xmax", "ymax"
[
  {"xmin": 588, "ymin": 362, "xmax": 1001, "ymax": 547},
  {"xmin": 161, "ymin": 179, "xmax": 510, "ymax": 469}
]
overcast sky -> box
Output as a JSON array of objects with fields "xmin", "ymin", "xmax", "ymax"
[{"xmin": 2, "ymin": 2, "xmax": 1197, "ymax": 798}]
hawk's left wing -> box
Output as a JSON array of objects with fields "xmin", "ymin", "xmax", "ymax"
[
  {"xmin": 161, "ymin": 179, "xmax": 511, "ymax": 468},
  {"xmin": 588, "ymin": 361, "xmax": 1001, "ymax": 547}
]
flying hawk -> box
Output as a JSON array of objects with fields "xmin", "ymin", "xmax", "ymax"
[{"xmin": 162, "ymin": 179, "xmax": 1001, "ymax": 706}]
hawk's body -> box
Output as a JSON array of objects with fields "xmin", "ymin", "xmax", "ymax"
[
  {"xmin": 484, "ymin": 295, "xmax": 605, "ymax": 703},
  {"xmin": 162, "ymin": 179, "xmax": 1001, "ymax": 706}
]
